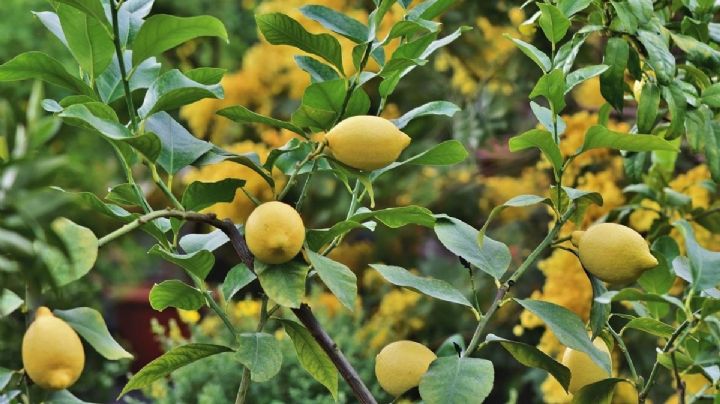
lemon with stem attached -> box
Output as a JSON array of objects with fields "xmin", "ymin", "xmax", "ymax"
[
  {"xmin": 561, "ymin": 337, "xmax": 612, "ymax": 394},
  {"xmin": 572, "ymin": 223, "xmax": 658, "ymax": 284},
  {"xmin": 375, "ymin": 340, "xmax": 436, "ymax": 397},
  {"xmin": 22, "ymin": 307, "xmax": 85, "ymax": 390},
  {"xmin": 245, "ymin": 201, "xmax": 305, "ymax": 264},
  {"xmin": 324, "ymin": 115, "xmax": 411, "ymax": 171}
]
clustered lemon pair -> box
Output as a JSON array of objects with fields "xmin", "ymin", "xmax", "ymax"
[{"xmin": 245, "ymin": 115, "xmax": 411, "ymax": 264}]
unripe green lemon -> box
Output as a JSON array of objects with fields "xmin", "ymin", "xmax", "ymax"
[
  {"xmin": 22, "ymin": 307, "xmax": 85, "ymax": 390},
  {"xmin": 561, "ymin": 337, "xmax": 612, "ymax": 395},
  {"xmin": 375, "ymin": 340, "xmax": 436, "ymax": 397},
  {"xmin": 572, "ymin": 223, "xmax": 658, "ymax": 284},
  {"xmin": 245, "ymin": 201, "xmax": 305, "ymax": 264},
  {"xmin": 325, "ymin": 115, "xmax": 411, "ymax": 171}
]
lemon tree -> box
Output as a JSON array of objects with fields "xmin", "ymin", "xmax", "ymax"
[{"xmin": 0, "ymin": 0, "xmax": 718, "ymax": 403}]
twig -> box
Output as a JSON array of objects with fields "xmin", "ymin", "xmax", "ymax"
[
  {"xmin": 671, "ymin": 351, "xmax": 686, "ymax": 404},
  {"xmin": 607, "ymin": 322, "xmax": 640, "ymax": 384},
  {"xmin": 277, "ymin": 142, "xmax": 325, "ymax": 201},
  {"xmin": 463, "ymin": 205, "xmax": 577, "ymax": 356},
  {"xmin": 639, "ymin": 316, "xmax": 694, "ymax": 402},
  {"xmin": 110, "ymin": 1, "xmax": 138, "ymax": 131},
  {"xmin": 291, "ymin": 304, "xmax": 377, "ymax": 404}
]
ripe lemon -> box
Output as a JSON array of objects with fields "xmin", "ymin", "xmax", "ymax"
[
  {"xmin": 22, "ymin": 307, "xmax": 85, "ymax": 390},
  {"xmin": 324, "ymin": 115, "xmax": 411, "ymax": 171},
  {"xmin": 245, "ymin": 201, "xmax": 305, "ymax": 264},
  {"xmin": 572, "ymin": 223, "xmax": 658, "ymax": 284},
  {"xmin": 561, "ymin": 337, "xmax": 612, "ymax": 394},
  {"xmin": 375, "ymin": 340, "xmax": 436, "ymax": 397}
]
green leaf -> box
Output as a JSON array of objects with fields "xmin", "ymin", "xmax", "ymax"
[
  {"xmin": 97, "ymin": 52, "xmax": 161, "ymax": 103},
  {"xmin": 149, "ymin": 245, "xmax": 214, "ymax": 281},
  {"xmin": 419, "ymin": 356, "xmax": 494, "ymax": 404},
  {"xmin": 370, "ymin": 264, "xmax": 474, "ymax": 308},
  {"xmin": 509, "ymin": 129, "xmax": 563, "ymax": 175},
  {"xmin": 557, "ymin": 0, "xmax": 593, "ymax": 17},
  {"xmin": 638, "ymin": 236, "xmax": 678, "ymax": 294},
  {"xmin": 217, "ymin": 105, "xmax": 304, "ymax": 135},
  {"xmin": 294, "ymin": 56, "xmax": 341, "ymax": 83},
  {"xmin": 192, "ymin": 146, "xmax": 274, "ymax": 188},
  {"xmin": 434, "ymin": 215, "xmax": 511, "ymax": 279},
  {"xmin": 132, "ymin": 14, "xmax": 228, "ymax": 66},
  {"xmin": 581, "ymin": 125, "xmax": 678, "ymax": 152},
  {"xmin": 371, "ymin": 140, "xmax": 468, "ymax": 179},
  {"xmin": 555, "ymin": 33, "xmax": 590, "ymax": 73},
  {"xmin": 305, "ymin": 221, "xmax": 368, "ymax": 251},
  {"xmin": 181, "ymin": 178, "xmax": 245, "ymax": 212},
  {"xmin": 221, "ymin": 264, "xmax": 256, "ymax": 302},
  {"xmin": 300, "ymin": 5, "xmax": 369, "ymax": 43},
  {"xmin": 672, "ymin": 33, "xmax": 720, "ymax": 69},
  {"xmin": 485, "ymin": 334, "xmax": 570, "ymax": 391},
  {"xmin": 408, "ymin": 0, "xmax": 456, "ymax": 20},
  {"xmin": 53, "ymin": 0, "xmax": 109, "ymax": 28},
  {"xmin": 138, "ymin": 69, "xmax": 223, "ymax": 118},
  {"xmin": 587, "ymin": 272, "xmax": 610, "ymax": 340},
  {"xmin": 281, "ymin": 320, "xmax": 338, "ymax": 400},
  {"xmin": 505, "ymin": 35, "xmax": 551, "ymax": 73},
  {"xmin": 58, "ymin": 103, "xmax": 130, "ymax": 140},
  {"xmin": 145, "ymin": 112, "xmax": 213, "ymax": 174},
  {"xmin": 392, "ymin": 101, "xmax": 460, "ymax": 129},
  {"xmin": 705, "ymin": 122, "xmax": 720, "ymax": 183},
  {"xmin": 701, "ymin": 83, "xmax": 720, "ymax": 107},
  {"xmin": 49, "ymin": 218, "xmax": 98, "ymax": 287},
  {"xmin": 256, "ymin": 261, "xmax": 309, "ymax": 308},
  {"xmin": 538, "ymin": 3, "xmax": 571, "ymax": 44},
  {"xmin": 257, "ymin": 13, "xmax": 343, "ymax": 73},
  {"xmin": 185, "ymin": 67, "xmax": 225, "ymax": 85},
  {"xmin": 637, "ymin": 28, "xmax": 675, "ymax": 83},
  {"xmin": 351, "ymin": 205, "xmax": 436, "ymax": 228},
  {"xmin": 515, "ymin": 299, "xmax": 611, "ymax": 373},
  {"xmin": 0, "ymin": 289, "xmax": 23, "ymax": 317},
  {"xmin": 673, "ymin": 220, "xmax": 720, "ymax": 291},
  {"xmin": 662, "ymin": 84, "xmax": 687, "ymax": 138},
  {"xmin": 306, "ymin": 250, "xmax": 357, "ymax": 311},
  {"xmin": 0, "ymin": 52, "xmax": 95, "ymax": 97},
  {"xmin": 530, "ymin": 102, "xmax": 566, "ymax": 136},
  {"xmin": 565, "ymin": 65, "xmax": 609, "ymax": 94},
  {"xmin": 600, "ymin": 38, "xmax": 629, "ymax": 111},
  {"xmin": 149, "ymin": 280, "xmax": 205, "ymax": 311},
  {"xmin": 571, "ymin": 378, "xmax": 628, "ymax": 404},
  {"xmin": 54, "ymin": 307, "xmax": 133, "ymax": 360},
  {"xmin": 57, "ymin": 5, "xmax": 114, "ymax": 80},
  {"xmin": 530, "ymin": 69, "xmax": 566, "ymax": 112},
  {"xmin": 236, "ymin": 333, "xmax": 283, "ymax": 382},
  {"xmin": 106, "ymin": 183, "xmax": 143, "ymax": 206},
  {"xmin": 119, "ymin": 343, "xmax": 232, "ymax": 397},
  {"xmin": 637, "ymin": 82, "xmax": 660, "ymax": 133},
  {"xmin": 621, "ymin": 318, "xmax": 674, "ymax": 338},
  {"xmin": 291, "ymin": 79, "xmax": 349, "ymax": 131},
  {"xmin": 610, "ymin": 1, "xmax": 639, "ymax": 34}
]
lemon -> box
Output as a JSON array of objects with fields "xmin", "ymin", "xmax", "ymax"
[
  {"xmin": 561, "ymin": 337, "xmax": 612, "ymax": 395},
  {"xmin": 245, "ymin": 201, "xmax": 305, "ymax": 264},
  {"xmin": 324, "ymin": 115, "xmax": 411, "ymax": 171},
  {"xmin": 375, "ymin": 340, "xmax": 436, "ymax": 397},
  {"xmin": 571, "ymin": 223, "xmax": 658, "ymax": 284},
  {"xmin": 22, "ymin": 307, "xmax": 85, "ymax": 390}
]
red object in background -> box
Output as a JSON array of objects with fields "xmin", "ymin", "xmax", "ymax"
[{"xmin": 112, "ymin": 285, "xmax": 190, "ymax": 372}]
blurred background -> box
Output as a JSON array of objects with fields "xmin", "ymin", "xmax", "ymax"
[{"xmin": 0, "ymin": 0, "xmax": 717, "ymax": 403}]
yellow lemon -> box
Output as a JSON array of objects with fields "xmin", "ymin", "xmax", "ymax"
[
  {"xmin": 561, "ymin": 337, "xmax": 612, "ymax": 395},
  {"xmin": 22, "ymin": 307, "xmax": 85, "ymax": 390},
  {"xmin": 325, "ymin": 115, "xmax": 411, "ymax": 171},
  {"xmin": 572, "ymin": 223, "xmax": 658, "ymax": 284},
  {"xmin": 245, "ymin": 201, "xmax": 305, "ymax": 264},
  {"xmin": 375, "ymin": 340, "xmax": 436, "ymax": 397}
]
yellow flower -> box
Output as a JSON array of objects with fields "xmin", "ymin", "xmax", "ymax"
[
  {"xmin": 177, "ymin": 309, "xmax": 201, "ymax": 325},
  {"xmin": 327, "ymin": 241, "xmax": 374, "ymax": 272},
  {"xmin": 233, "ymin": 299, "xmax": 262, "ymax": 319}
]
